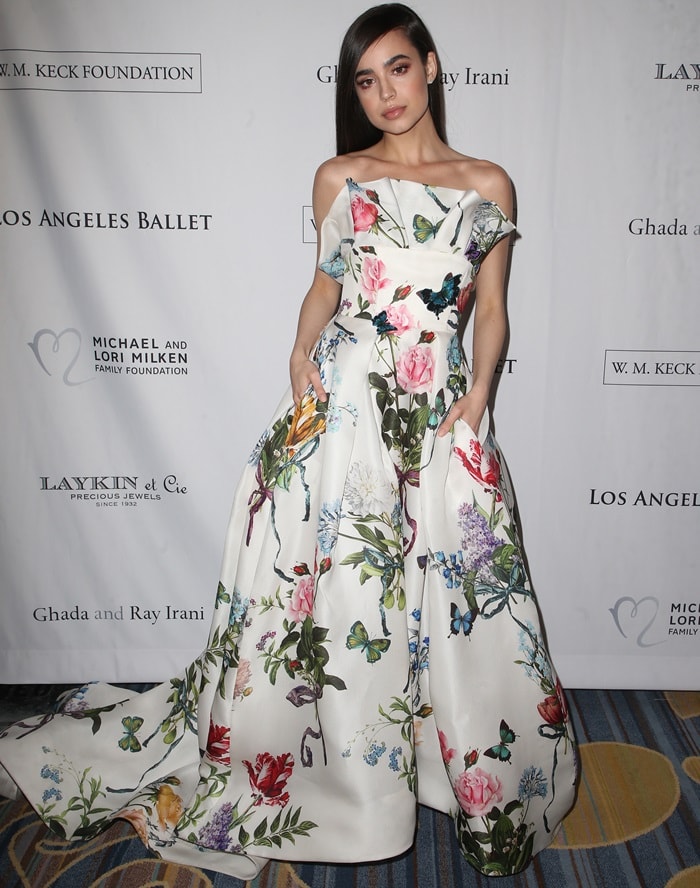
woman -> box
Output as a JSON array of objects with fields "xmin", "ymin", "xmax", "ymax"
[{"xmin": 0, "ymin": 4, "xmax": 577, "ymax": 879}]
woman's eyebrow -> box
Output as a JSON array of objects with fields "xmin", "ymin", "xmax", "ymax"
[{"xmin": 355, "ymin": 53, "xmax": 411, "ymax": 78}]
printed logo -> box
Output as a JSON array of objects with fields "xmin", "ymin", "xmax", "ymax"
[
  {"xmin": 39, "ymin": 473, "xmax": 188, "ymax": 508},
  {"xmin": 628, "ymin": 217, "xmax": 699, "ymax": 235},
  {"xmin": 27, "ymin": 328, "xmax": 92, "ymax": 386},
  {"xmin": 0, "ymin": 50, "xmax": 202, "ymax": 94},
  {"xmin": 302, "ymin": 205, "xmax": 317, "ymax": 243},
  {"xmin": 603, "ymin": 350, "xmax": 700, "ymax": 386},
  {"xmin": 32, "ymin": 602, "xmax": 205, "ymax": 624},
  {"xmin": 590, "ymin": 488, "xmax": 700, "ymax": 508},
  {"xmin": 2, "ymin": 209, "xmax": 212, "ymax": 230},
  {"xmin": 92, "ymin": 336, "xmax": 189, "ymax": 376},
  {"xmin": 316, "ymin": 64, "xmax": 510, "ymax": 90},
  {"xmin": 463, "ymin": 357, "xmax": 517, "ymax": 375},
  {"xmin": 668, "ymin": 602, "xmax": 699, "ymax": 637},
  {"xmin": 654, "ymin": 62, "xmax": 700, "ymax": 93},
  {"xmin": 609, "ymin": 596, "xmax": 665, "ymax": 647},
  {"xmin": 316, "ymin": 65, "xmax": 338, "ymax": 83},
  {"xmin": 28, "ymin": 329, "xmax": 190, "ymax": 382}
]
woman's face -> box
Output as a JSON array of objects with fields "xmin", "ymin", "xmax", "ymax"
[{"xmin": 354, "ymin": 28, "xmax": 436, "ymax": 136}]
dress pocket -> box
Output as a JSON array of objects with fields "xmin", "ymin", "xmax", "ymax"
[
  {"xmin": 452, "ymin": 405, "xmax": 490, "ymax": 446},
  {"xmin": 456, "ymin": 416, "xmax": 479, "ymax": 440}
]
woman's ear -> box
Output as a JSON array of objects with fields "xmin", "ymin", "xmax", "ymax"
[{"xmin": 425, "ymin": 51, "xmax": 437, "ymax": 85}]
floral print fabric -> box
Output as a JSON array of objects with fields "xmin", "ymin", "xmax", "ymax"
[{"xmin": 0, "ymin": 177, "xmax": 577, "ymax": 879}]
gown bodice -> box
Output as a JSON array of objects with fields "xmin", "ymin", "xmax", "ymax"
[{"xmin": 318, "ymin": 177, "xmax": 514, "ymax": 333}]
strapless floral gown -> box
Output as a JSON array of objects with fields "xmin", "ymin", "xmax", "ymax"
[{"xmin": 0, "ymin": 177, "xmax": 577, "ymax": 879}]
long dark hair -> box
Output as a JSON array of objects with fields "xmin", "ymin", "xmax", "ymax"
[{"xmin": 335, "ymin": 3, "xmax": 447, "ymax": 155}]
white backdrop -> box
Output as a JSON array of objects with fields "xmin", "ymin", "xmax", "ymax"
[{"xmin": 0, "ymin": 0, "xmax": 698, "ymax": 687}]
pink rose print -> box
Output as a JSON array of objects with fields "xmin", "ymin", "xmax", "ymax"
[
  {"xmin": 454, "ymin": 766, "xmax": 503, "ymax": 817},
  {"xmin": 233, "ymin": 657, "xmax": 252, "ymax": 699},
  {"xmin": 360, "ymin": 255, "xmax": 390, "ymax": 303},
  {"xmin": 396, "ymin": 343, "xmax": 435, "ymax": 394},
  {"xmin": 289, "ymin": 575, "xmax": 314, "ymax": 623},
  {"xmin": 454, "ymin": 439, "xmax": 501, "ymax": 500},
  {"xmin": 243, "ymin": 751, "xmax": 295, "ymax": 807},
  {"xmin": 438, "ymin": 729, "xmax": 456, "ymax": 764},
  {"xmin": 384, "ymin": 302, "xmax": 415, "ymax": 335},
  {"xmin": 351, "ymin": 196, "xmax": 379, "ymax": 232}
]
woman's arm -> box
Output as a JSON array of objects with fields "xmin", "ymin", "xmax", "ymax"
[
  {"xmin": 437, "ymin": 164, "xmax": 513, "ymax": 437},
  {"xmin": 289, "ymin": 164, "xmax": 345, "ymax": 405}
]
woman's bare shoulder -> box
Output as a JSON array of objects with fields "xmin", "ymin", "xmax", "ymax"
[
  {"xmin": 455, "ymin": 156, "xmax": 512, "ymax": 209},
  {"xmin": 314, "ymin": 154, "xmax": 378, "ymax": 189},
  {"xmin": 312, "ymin": 154, "xmax": 378, "ymax": 218}
]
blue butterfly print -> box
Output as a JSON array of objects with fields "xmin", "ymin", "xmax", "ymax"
[
  {"xmin": 372, "ymin": 310, "xmax": 397, "ymax": 335},
  {"xmin": 417, "ymin": 272, "xmax": 462, "ymax": 317},
  {"xmin": 483, "ymin": 718, "xmax": 517, "ymax": 763},
  {"xmin": 449, "ymin": 602, "xmax": 477, "ymax": 638}
]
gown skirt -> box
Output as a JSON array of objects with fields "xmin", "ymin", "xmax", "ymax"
[{"xmin": 0, "ymin": 177, "xmax": 578, "ymax": 879}]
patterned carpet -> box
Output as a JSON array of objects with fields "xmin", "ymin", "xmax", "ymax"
[{"xmin": 0, "ymin": 686, "xmax": 698, "ymax": 887}]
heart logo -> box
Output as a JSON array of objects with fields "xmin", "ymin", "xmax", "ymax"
[
  {"xmin": 609, "ymin": 596, "xmax": 665, "ymax": 648},
  {"xmin": 27, "ymin": 328, "xmax": 91, "ymax": 386}
]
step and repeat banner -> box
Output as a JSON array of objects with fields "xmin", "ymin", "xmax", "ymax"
[{"xmin": 0, "ymin": 0, "xmax": 698, "ymax": 687}]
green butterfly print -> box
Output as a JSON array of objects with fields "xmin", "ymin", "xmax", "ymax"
[
  {"xmin": 346, "ymin": 621, "xmax": 391, "ymax": 664},
  {"xmin": 427, "ymin": 390, "xmax": 446, "ymax": 431},
  {"xmin": 118, "ymin": 715, "xmax": 144, "ymax": 752},
  {"xmin": 413, "ymin": 214, "xmax": 444, "ymax": 244},
  {"xmin": 483, "ymin": 718, "xmax": 517, "ymax": 763}
]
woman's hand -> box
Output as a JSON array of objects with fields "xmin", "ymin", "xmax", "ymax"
[
  {"xmin": 290, "ymin": 354, "xmax": 327, "ymax": 406},
  {"xmin": 437, "ymin": 390, "xmax": 487, "ymax": 438}
]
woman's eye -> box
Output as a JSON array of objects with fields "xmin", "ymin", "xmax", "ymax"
[
  {"xmin": 357, "ymin": 78, "xmax": 374, "ymax": 90},
  {"xmin": 393, "ymin": 64, "xmax": 408, "ymax": 75}
]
